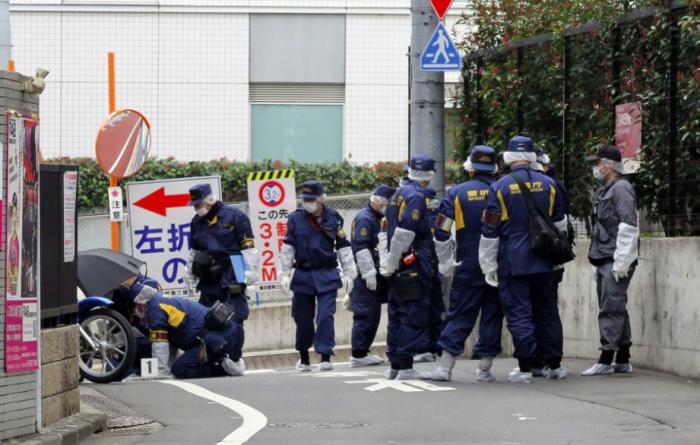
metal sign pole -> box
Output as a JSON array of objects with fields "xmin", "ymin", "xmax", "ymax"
[{"xmin": 108, "ymin": 52, "xmax": 120, "ymax": 251}]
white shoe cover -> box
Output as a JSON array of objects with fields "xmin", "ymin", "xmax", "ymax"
[
  {"xmin": 546, "ymin": 366, "xmax": 568, "ymax": 380},
  {"xmin": 581, "ymin": 363, "xmax": 614, "ymax": 376},
  {"xmin": 396, "ymin": 368, "xmax": 430, "ymax": 380},
  {"xmin": 350, "ymin": 355, "xmax": 385, "ymax": 368},
  {"xmin": 295, "ymin": 360, "xmax": 312, "ymax": 373},
  {"xmin": 507, "ymin": 370, "xmax": 532, "ymax": 383},
  {"xmin": 413, "ymin": 352, "xmax": 437, "ymax": 363}
]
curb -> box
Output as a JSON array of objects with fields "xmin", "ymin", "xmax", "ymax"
[
  {"xmin": 243, "ymin": 343, "xmax": 388, "ymax": 370},
  {"xmin": 5, "ymin": 403, "xmax": 105, "ymax": 445}
]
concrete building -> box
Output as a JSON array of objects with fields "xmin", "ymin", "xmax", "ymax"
[{"xmin": 9, "ymin": 0, "xmax": 471, "ymax": 164}]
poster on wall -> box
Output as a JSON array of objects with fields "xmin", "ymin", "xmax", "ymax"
[
  {"xmin": 63, "ymin": 171, "xmax": 78, "ymax": 262},
  {"xmin": 615, "ymin": 102, "xmax": 642, "ymax": 174},
  {"xmin": 4, "ymin": 113, "xmax": 40, "ymax": 373}
]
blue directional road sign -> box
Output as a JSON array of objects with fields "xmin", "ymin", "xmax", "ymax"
[{"xmin": 421, "ymin": 22, "xmax": 461, "ymax": 72}]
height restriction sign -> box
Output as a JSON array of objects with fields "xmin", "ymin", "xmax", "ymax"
[
  {"xmin": 246, "ymin": 170, "xmax": 296, "ymax": 294},
  {"xmin": 126, "ymin": 176, "xmax": 222, "ymax": 294}
]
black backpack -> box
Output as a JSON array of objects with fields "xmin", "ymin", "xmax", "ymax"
[{"xmin": 509, "ymin": 173, "xmax": 575, "ymax": 266}]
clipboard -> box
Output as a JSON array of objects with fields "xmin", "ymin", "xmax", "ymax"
[{"xmin": 229, "ymin": 254, "xmax": 247, "ymax": 284}]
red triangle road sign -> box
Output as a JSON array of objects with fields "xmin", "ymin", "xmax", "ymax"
[{"xmin": 430, "ymin": 0, "xmax": 454, "ymax": 20}]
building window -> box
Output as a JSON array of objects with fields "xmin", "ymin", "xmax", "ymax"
[
  {"xmin": 249, "ymin": 14, "xmax": 345, "ymax": 162},
  {"xmin": 250, "ymin": 104, "xmax": 343, "ymax": 163}
]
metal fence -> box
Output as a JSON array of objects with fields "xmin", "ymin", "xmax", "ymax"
[{"xmin": 461, "ymin": 2, "xmax": 699, "ymax": 237}]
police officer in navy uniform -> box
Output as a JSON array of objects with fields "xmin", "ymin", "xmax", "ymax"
[
  {"xmin": 379, "ymin": 154, "xmax": 437, "ymax": 380},
  {"xmin": 413, "ymin": 186, "xmax": 445, "ymax": 363},
  {"xmin": 126, "ymin": 283, "xmax": 244, "ymax": 378},
  {"xmin": 428, "ymin": 145, "xmax": 504, "ymax": 382},
  {"xmin": 185, "ymin": 184, "xmax": 260, "ymax": 373},
  {"xmin": 479, "ymin": 136, "xmax": 568, "ymax": 383},
  {"xmin": 532, "ymin": 148, "xmax": 570, "ymax": 377},
  {"xmin": 347, "ymin": 184, "xmax": 395, "ymax": 368},
  {"xmin": 279, "ymin": 180, "xmax": 358, "ymax": 372}
]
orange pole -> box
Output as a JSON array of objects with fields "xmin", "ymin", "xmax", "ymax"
[
  {"xmin": 7, "ymin": 60, "xmax": 14, "ymax": 72},
  {"xmin": 108, "ymin": 52, "xmax": 119, "ymax": 251}
]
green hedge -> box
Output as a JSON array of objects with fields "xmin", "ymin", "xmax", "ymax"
[{"xmin": 45, "ymin": 158, "xmax": 467, "ymax": 212}]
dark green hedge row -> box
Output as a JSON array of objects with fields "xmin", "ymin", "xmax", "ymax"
[{"xmin": 44, "ymin": 158, "xmax": 466, "ymax": 211}]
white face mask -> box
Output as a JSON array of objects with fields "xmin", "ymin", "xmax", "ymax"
[
  {"xmin": 592, "ymin": 166, "xmax": 605, "ymax": 182},
  {"xmin": 195, "ymin": 207, "xmax": 209, "ymax": 217},
  {"xmin": 134, "ymin": 303, "xmax": 146, "ymax": 319},
  {"xmin": 303, "ymin": 201, "xmax": 319, "ymax": 214}
]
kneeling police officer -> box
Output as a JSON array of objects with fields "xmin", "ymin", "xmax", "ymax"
[
  {"xmin": 186, "ymin": 184, "xmax": 259, "ymax": 371},
  {"xmin": 127, "ymin": 283, "xmax": 244, "ymax": 378}
]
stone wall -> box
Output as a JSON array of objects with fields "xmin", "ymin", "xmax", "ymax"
[{"xmin": 40, "ymin": 325, "xmax": 79, "ymax": 427}]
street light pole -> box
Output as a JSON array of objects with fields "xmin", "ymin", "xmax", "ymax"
[{"xmin": 410, "ymin": 0, "xmax": 445, "ymax": 195}]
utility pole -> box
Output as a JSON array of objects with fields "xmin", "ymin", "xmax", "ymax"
[{"xmin": 410, "ymin": 0, "xmax": 445, "ymax": 195}]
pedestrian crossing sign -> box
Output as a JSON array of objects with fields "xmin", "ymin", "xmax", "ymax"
[{"xmin": 420, "ymin": 22, "xmax": 461, "ymax": 72}]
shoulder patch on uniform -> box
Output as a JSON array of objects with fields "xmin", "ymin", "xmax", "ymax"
[
  {"xmin": 360, "ymin": 227, "xmax": 368, "ymax": 237},
  {"xmin": 241, "ymin": 237, "xmax": 255, "ymax": 249},
  {"xmin": 159, "ymin": 303, "xmax": 186, "ymax": 328},
  {"xmin": 411, "ymin": 209, "xmax": 421, "ymax": 221}
]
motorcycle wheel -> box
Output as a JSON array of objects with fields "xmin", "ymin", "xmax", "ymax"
[{"xmin": 79, "ymin": 308, "xmax": 136, "ymax": 383}]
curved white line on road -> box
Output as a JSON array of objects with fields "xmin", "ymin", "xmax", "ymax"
[{"xmin": 161, "ymin": 380, "xmax": 268, "ymax": 445}]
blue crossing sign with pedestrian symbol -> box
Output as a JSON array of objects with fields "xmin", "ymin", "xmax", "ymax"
[{"xmin": 421, "ymin": 22, "xmax": 461, "ymax": 71}]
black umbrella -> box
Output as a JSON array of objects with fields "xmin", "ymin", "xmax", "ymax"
[{"xmin": 77, "ymin": 249, "xmax": 145, "ymax": 297}]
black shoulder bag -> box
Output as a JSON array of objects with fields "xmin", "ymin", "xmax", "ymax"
[{"xmin": 509, "ymin": 173, "xmax": 575, "ymax": 265}]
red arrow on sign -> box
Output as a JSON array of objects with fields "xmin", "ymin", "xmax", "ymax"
[
  {"xmin": 430, "ymin": 0, "xmax": 454, "ymax": 20},
  {"xmin": 133, "ymin": 187, "xmax": 191, "ymax": 216}
]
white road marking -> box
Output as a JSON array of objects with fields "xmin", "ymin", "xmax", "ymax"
[
  {"xmin": 310, "ymin": 371, "xmax": 381, "ymax": 378},
  {"xmin": 402, "ymin": 380, "xmax": 456, "ymax": 392},
  {"xmin": 344, "ymin": 378, "xmax": 455, "ymax": 392},
  {"xmin": 245, "ymin": 369, "xmax": 278, "ymax": 375},
  {"xmin": 345, "ymin": 378, "xmax": 423, "ymax": 392},
  {"xmin": 162, "ymin": 380, "xmax": 267, "ymax": 445}
]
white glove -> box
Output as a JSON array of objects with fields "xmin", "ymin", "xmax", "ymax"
[
  {"xmin": 184, "ymin": 249, "xmax": 200, "ymax": 297},
  {"xmin": 342, "ymin": 294, "xmax": 353, "ymax": 312},
  {"xmin": 355, "ymin": 249, "xmax": 378, "ymax": 291},
  {"xmin": 479, "ymin": 236, "xmax": 499, "ymax": 286},
  {"xmin": 613, "ymin": 222, "xmax": 639, "ymax": 276},
  {"xmin": 245, "ymin": 285, "xmax": 256, "ymax": 300},
  {"xmin": 342, "ymin": 275, "xmax": 354, "ymax": 296},
  {"xmin": 364, "ymin": 274, "xmax": 378, "ymax": 291},
  {"xmin": 380, "ymin": 228, "xmax": 415, "ymax": 277},
  {"xmin": 338, "ymin": 246, "xmax": 359, "ymax": 281},
  {"xmin": 435, "ymin": 238, "xmax": 460, "ymax": 278},
  {"xmin": 485, "ymin": 271, "xmax": 499, "ymax": 288},
  {"xmin": 280, "ymin": 271, "xmax": 293, "ymax": 297},
  {"xmin": 379, "ymin": 254, "xmax": 400, "ymax": 277},
  {"xmin": 241, "ymin": 248, "xmax": 260, "ymax": 285},
  {"xmin": 612, "ymin": 265, "xmax": 628, "ymax": 282}
]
